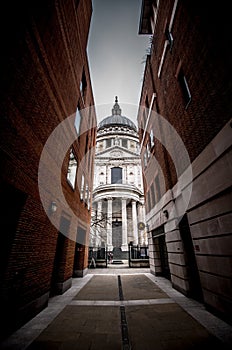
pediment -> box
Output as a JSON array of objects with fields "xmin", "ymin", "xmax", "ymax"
[{"xmin": 96, "ymin": 146, "xmax": 139, "ymax": 159}]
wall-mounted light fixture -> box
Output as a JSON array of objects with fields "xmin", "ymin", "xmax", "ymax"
[
  {"xmin": 163, "ymin": 209, "xmax": 169, "ymax": 219},
  {"xmin": 50, "ymin": 201, "xmax": 57, "ymax": 213}
]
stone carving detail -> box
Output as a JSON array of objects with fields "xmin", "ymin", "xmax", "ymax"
[{"xmin": 110, "ymin": 151, "xmax": 122, "ymax": 158}]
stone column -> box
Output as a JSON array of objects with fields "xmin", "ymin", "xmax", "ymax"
[
  {"xmin": 97, "ymin": 201, "xmax": 102, "ymax": 219},
  {"xmin": 107, "ymin": 165, "xmax": 111, "ymax": 184},
  {"xmin": 137, "ymin": 204, "xmax": 143, "ymax": 245},
  {"xmin": 96, "ymin": 200, "xmax": 102, "ymax": 246},
  {"xmin": 125, "ymin": 166, "xmax": 128, "ymax": 184},
  {"xmin": 123, "ymin": 167, "xmax": 127, "ymax": 184},
  {"xmin": 132, "ymin": 200, "xmax": 138, "ymax": 244},
  {"xmin": 107, "ymin": 198, "xmax": 113, "ymax": 250},
  {"xmin": 121, "ymin": 198, "xmax": 128, "ymax": 251}
]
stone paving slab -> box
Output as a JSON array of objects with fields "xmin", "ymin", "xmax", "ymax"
[
  {"xmin": 20, "ymin": 302, "xmax": 231, "ymax": 350},
  {"xmin": 1, "ymin": 271, "xmax": 232, "ymax": 350},
  {"xmin": 73, "ymin": 275, "xmax": 119, "ymax": 301},
  {"xmin": 125, "ymin": 304, "xmax": 228, "ymax": 350},
  {"xmin": 121, "ymin": 274, "xmax": 168, "ymax": 300},
  {"xmin": 26, "ymin": 306, "xmax": 121, "ymax": 350}
]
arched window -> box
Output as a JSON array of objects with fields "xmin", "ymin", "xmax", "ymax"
[{"xmin": 111, "ymin": 167, "xmax": 122, "ymax": 184}]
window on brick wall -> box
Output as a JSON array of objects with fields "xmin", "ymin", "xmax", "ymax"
[
  {"xmin": 85, "ymin": 184, "xmax": 89, "ymax": 206},
  {"xmin": 80, "ymin": 175, "xmax": 85, "ymax": 200},
  {"xmin": 80, "ymin": 69, "xmax": 87, "ymax": 102},
  {"xmin": 178, "ymin": 69, "xmax": 192, "ymax": 109},
  {"xmin": 75, "ymin": 105, "xmax": 82, "ymax": 135},
  {"xmin": 165, "ymin": 27, "xmax": 174, "ymax": 51},
  {"xmin": 150, "ymin": 129, "xmax": 154, "ymax": 149},
  {"xmin": 140, "ymin": 97, "xmax": 149, "ymax": 134},
  {"xmin": 67, "ymin": 148, "xmax": 78, "ymax": 189},
  {"xmin": 146, "ymin": 143, "xmax": 150, "ymax": 159}
]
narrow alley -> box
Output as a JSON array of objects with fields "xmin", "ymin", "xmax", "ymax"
[{"xmin": 0, "ymin": 1, "xmax": 232, "ymax": 349}]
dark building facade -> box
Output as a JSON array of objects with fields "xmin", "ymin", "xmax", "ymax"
[
  {"xmin": 0, "ymin": 0, "xmax": 96, "ymax": 339},
  {"xmin": 138, "ymin": 0, "xmax": 232, "ymax": 323}
]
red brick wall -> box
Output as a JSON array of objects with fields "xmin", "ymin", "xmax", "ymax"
[
  {"xmin": 138, "ymin": 0, "xmax": 232, "ymax": 191},
  {"xmin": 0, "ymin": 0, "xmax": 96, "ymax": 339}
]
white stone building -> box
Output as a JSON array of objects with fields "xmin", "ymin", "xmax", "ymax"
[{"xmin": 90, "ymin": 98, "xmax": 147, "ymax": 257}]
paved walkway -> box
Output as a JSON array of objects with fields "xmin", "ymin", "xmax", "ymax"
[{"xmin": 1, "ymin": 266, "xmax": 232, "ymax": 349}]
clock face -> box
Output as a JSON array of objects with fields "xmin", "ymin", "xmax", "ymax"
[{"xmin": 138, "ymin": 222, "xmax": 145, "ymax": 230}]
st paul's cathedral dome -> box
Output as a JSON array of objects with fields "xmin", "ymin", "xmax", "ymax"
[{"xmin": 98, "ymin": 96, "xmax": 137, "ymax": 131}]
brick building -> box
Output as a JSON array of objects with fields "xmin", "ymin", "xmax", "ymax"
[
  {"xmin": 0, "ymin": 0, "xmax": 96, "ymax": 339},
  {"xmin": 138, "ymin": 0, "xmax": 232, "ymax": 323}
]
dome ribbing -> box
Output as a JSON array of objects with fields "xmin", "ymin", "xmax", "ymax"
[{"xmin": 98, "ymin": 97, "xmax": 137, "ymax": 131}]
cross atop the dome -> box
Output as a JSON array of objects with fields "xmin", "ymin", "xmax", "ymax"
[{"xmin": 112, "ymin": 96, "xmax": 121, "ymax": 115}]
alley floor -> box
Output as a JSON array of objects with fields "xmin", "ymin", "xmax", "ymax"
[{"xmin": 1, "ymin": 265, "xmax": 232, "ymax": 350}]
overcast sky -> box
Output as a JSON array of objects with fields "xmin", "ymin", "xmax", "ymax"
[{"xmin": 87, "ymin": 0, "xmax": 150, "ymax": 124}]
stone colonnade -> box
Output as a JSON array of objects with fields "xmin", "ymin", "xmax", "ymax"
[{"xmin": 95, "ymin": 197, "xmax": 146, "ymax": 251}]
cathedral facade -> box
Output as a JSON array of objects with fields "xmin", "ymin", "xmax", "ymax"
[{"xmin": 91, "ymin": 98, "xmax": 147, "ymax": 257}]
